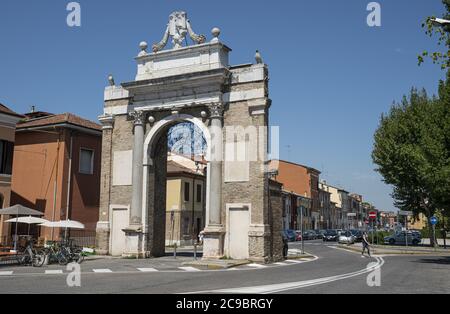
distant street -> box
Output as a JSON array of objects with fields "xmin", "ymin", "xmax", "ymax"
[{"xmin": 1, "ymin": 240, "xmax": 449, "ymax": 294}]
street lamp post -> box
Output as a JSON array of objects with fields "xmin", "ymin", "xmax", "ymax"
[{"xmin": 300, "ymin": 205, "xmax": 305, "ymax": 255}]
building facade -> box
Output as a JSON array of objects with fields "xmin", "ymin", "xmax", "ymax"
[
  {"xmin": 11, "ymin": 111, "xmax": 102, "ymax": 242},
  {"xmin": 269, "ymin": 160, "xmax": 321, "ymax": 230},
  {"xmin": 165, "ymin": 154, "xmax": 206, "ymax": 246},
  {"xmin": 319, "ymin": 187, "xmax": 332, "ymax": 229},
  {"xmin": 0, "ymin": 104, "xmax": 23, "ymax": 245}
]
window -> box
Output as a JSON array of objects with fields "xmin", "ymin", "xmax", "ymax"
[
  {"xmin": 196, "ymin": 184, "xmax": 202, "ymax": 203},
  {"xmin": 183, "ymin": 217, "xmax": 190, "ymax": 235},
  {"xmin": 0, "ymin": 140, "xmax": 14, "ymax": 175},
  {"xmin": 79, "ymin": 148, "xmax": 94, "ymax": 174},
  {"xmin": 184, "ymin": 182, "xmax": 190, "ymax": 202}
]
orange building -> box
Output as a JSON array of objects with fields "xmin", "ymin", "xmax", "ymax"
[
  {"xmin": 269, "ymin": 160, "xmax": 321, "ymax": 229},
  {"xmin": 10, "ymin": 111, "xmax": 102, "ymax": 243},
  {"xmin": 0, "ymin": 104, "xmax": 23, "ymax": 244}
]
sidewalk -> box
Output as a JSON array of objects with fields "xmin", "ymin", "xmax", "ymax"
[{"xmin": 339, "ymin": 242, "xmax": 450, "ymax": 255}]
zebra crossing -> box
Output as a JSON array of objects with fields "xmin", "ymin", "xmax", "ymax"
[{"xmin": 0, "ymin": 255, "xmax": 318, "ymax": 277}]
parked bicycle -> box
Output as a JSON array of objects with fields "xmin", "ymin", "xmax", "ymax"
[
  {"xmin": 43, "ymin": 240, "xmax": 85, "ymax": 265},
  {"xmin": 17, "ymin": 239, "xmax": 45, "ymax": 267},
  {"xmin": 42, "ymin": 241, "xmax": 70, "ymax": 265},
  {"xmin": 61, "ymin": 239, "xmax": 85, "ymax": 264}
]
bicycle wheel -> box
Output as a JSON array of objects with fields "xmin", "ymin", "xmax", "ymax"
[
  {"xmin": 57, "ymin": 252, "xmax": 68, "ymax": 266},
  {"xmin": 17, "ymin": 254, "xmax": 27, "ymax": 266},
  {"xmin": 32, "ymin": 251, "xmax": 46, "ymax": 267},
  {"xmin": 74, "ymin": 250, "xmax": 85, "ymax": 264}
]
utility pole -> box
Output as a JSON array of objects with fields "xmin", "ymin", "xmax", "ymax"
[{"xmin": 300, "ymin": 205, "xmax": 304, "ymax": 255}]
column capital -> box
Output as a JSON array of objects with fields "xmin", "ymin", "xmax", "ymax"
[
  {"xmin": 209, "ymin": 103, "xmax": 224, "ymax": 119},
  {"xmin": 98, "ymin": 114, "xmax": 115, "ymax": 130},
  {"xmin": 129, "ymin": 110, "xmax": 146, "ymax": 126}
]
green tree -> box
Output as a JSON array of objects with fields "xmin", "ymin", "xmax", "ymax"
[
  {"xmin": 372, "ymin": 85, "xmax": 450, "ymax": 246},
  {"xmin": 419, "ymin": 0, "xmax": 450, "ymax": 69}
]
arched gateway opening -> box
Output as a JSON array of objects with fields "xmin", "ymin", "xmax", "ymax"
[
  {"xmin": 95, "ymin": 11, "xmax": 284, "ymax": 262},
  {"xmin": 142, "ymin": 116, "xmax": 211, "ymax": 257}
]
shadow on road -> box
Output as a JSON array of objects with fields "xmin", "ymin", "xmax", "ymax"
[
  {"xmin": 164, "ymin": 252, "xmax": 203, "ymax": 258},
  {"xmin": 413, "ymin": 256, "xmax": 450, "ymax": 265}
]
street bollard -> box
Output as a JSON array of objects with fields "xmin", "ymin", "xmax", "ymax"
[
  {"xmin": 194, "ymin": 243, "xmax": 197, "ymax": 260},
  {"xmin": 174, "ymin": 243, "xmax": 177, "ymax": 259}
]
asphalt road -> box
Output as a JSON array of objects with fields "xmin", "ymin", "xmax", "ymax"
[{"xmin": 0, "ymin": 240, "xmax": 449, "ymax": 294}]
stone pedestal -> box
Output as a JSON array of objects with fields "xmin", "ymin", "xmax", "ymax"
[
  {"xmin": 123, "ymin": 228, "xmax": 143, "ymax": 258},
  {"xmin": 95, "ymin": 221, "xmax": 110, "ymax": 255},
  {"xmin": 202, "ymin": 225, "xmax": 225, "ymax": 259}
]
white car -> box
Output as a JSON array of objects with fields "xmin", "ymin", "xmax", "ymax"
[{"xmin": 338, "ymin": 231, "xmax": 356, "ymax": 244}]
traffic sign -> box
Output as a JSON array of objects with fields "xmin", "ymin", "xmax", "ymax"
[
  {"xmin": 399, "ymin": 211, "xmax": 413, "ymax": 216},
  {"xmin": 347, "ymin": 213, "xmax": 357, "ymax": 217},
  {"xmin": 369, "ymin": 211, "xmax": 377, "ymax": 219},
  {"xmin": 430, "ymin": 216, "xmax": 438, "ymax": 226}
]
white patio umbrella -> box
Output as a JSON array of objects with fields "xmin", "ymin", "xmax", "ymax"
[
  {"xmin": 39, "ymin": 219, "xmax": 85, "ymax": 242},
  {"xmin": 0, "ymin": 205, "xmax": 44, "ymax": 251},
  {"xmin": 5, "ymin": 216, "xmax": 49, "ymax": 224},
  {"xmin": 40, "ymin": 220, "xmax": 85, "ymax": 229},
  {"xmin": 5, "ymin": 217, "xmax": 49, "ymax": 246}
]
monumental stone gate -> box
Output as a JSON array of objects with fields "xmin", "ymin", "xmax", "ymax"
[{"xmin": 96, "ymin": 12, "xmax": 283, "ymax": 262}]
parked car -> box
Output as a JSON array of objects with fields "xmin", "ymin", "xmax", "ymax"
[
  {"xmin": 384, "ymin": 231, "xmax": 421, "ymax": 246},
  {"xmin": 284, "ymin": 229, "xmax": 296, "ymax": 242},
  {"xmin": 315, "ymin": 230, "xmax": 326, "ymax": 239},
  {"xmin": 350, "ymin": 229, "xmax": 363, "ymax": 242},
  {"xmin": 323, "ymin": 229, "xmax": 339, "ymax": 242},
  {"xmin": 295, "ymin": 231, "xmax": 302, "ymax": 241},
  {"xmin": 303, "ymin": 230, "xmax": 317, "ymax": 240},
  {"xmin": 338, "ymin": 231, "xmax": 356, "ymax": 244}
]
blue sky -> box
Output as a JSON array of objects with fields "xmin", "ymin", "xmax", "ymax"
[{"xmin": 0, "ymin": 0, "xmax": 446, "ymax": 211}]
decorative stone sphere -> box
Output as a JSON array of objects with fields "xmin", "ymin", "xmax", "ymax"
[
  {"xmin": 211, "ymin": 27, "xmax": 221, "ymax": 38},
  {"xmin": 139, "ymin": 41, "xmax": 148, "ymax": 51},
  {"xmin": 148, "ymin": 116, "xmax": 155, "ymax": 124},
  {"xmin": 201, "ymin": 111, "xmax": 208, "ymax": 118}
]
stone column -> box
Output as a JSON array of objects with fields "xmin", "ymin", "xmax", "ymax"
[
  {"xmin": 124, "ymin": 110, "xmax": 145, "ymax": 257},
  {"xmin": 95, "ymin": 114, "xmax": 115, "ymax": 255},
  {"xmin": 203, "ymin": 103, "xmax": 225, "ymax": 259}
]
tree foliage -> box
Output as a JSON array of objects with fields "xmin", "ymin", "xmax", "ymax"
[
  {"xmin": 372, "ymin": 82, "xmax": 450, "ymax": 227},
  {"xmin": 419, "ymin": 0, "xmax": 450, "ymax": 69}
]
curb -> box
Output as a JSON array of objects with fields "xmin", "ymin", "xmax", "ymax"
[{"xmin": 338, "ymin": 244, "xmax": 450, "ymax": 255}]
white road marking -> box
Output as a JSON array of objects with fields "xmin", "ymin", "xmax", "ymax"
[
  {"xmin": 188, "ymin": 257, "xmax": 385, "ymax": 294},
  {"xmin": 137, "ymin": 268, "xmax": 158, "ymax": 272},
  {"xmin": 45, "ymin": 270, "xmax": 63, "ymax": 275},
  {"xmin": 93, "ymin": 269, "xmax": 113, "ymax": 273},
  {"xmin": 0, "ymin": 271, "xmax": 13, "ymax": 276},
  {"xmin": 285, "ymin": 259, "xmax": 305, "ymax": 264},
  {"xmin": 247, "ymin": 263, "xmax": 267, "ymax": 268},
  {"xmin": 179, "ymin": 267, "xmax": 201, "ymax": 272},
  {"xmin": 274, "ymin": 262, "xmax": 289, "ymax": 266}
]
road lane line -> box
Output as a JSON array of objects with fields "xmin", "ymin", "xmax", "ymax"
[
  {"xmin": 137, "ymin": 268, "xmax": 158, "ymax": 272},
  {"xmin": 274, "ymin": 262, "xmax": 289, "ymax": 266},
  {"xmin": 178, "ymin": 267, "xmax": 201, "ymax": 272},
  {"xmin": 247, "ymin": 263, "xmax": 267, "ymax": 268},
  {"xmin": 0, "ymin": 271, "xmax": 13, "ymax": 276},
  {"xmin": 93, "ymin": 269, "xmax": 113, "ymax": 273},
  {"xmin": 186, "ymin": 257, "xmax": 384, "ymax": 294},
  {"xmin": 285, "ymin": 259, "xmax": 304, "ymax": 264},
  {"xmin": 45, "ymin": 270, "xmax": 63, "ymax": 275}
]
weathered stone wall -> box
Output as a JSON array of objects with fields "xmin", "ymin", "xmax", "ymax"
[
  {"xmin": 145, "ymin": 133, "xmax": 167, "ymax": 257},
  {"xmin": 269, "ymin": 181, "xmax": 284, "ymax": 262},
  {"xmin": 222, "ymin": 64, "xmax": 271, "ymax": 262},
  {"xmin": 96, "ymin": 99, "xmax": 130, "ymax": 254}
]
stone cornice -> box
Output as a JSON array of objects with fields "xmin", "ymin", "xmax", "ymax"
[{"xmin": 98, "ymin": 114, "xmax": 115, "ymax": 130}]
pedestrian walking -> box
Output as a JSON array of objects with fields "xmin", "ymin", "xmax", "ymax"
[
  {"xmin": 362, "ymin": 232, "xmax": 371, "ymax": 257},
  {"xmin": 198, "ymin": 230, "xmax": 205, "ymax": 245}
]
